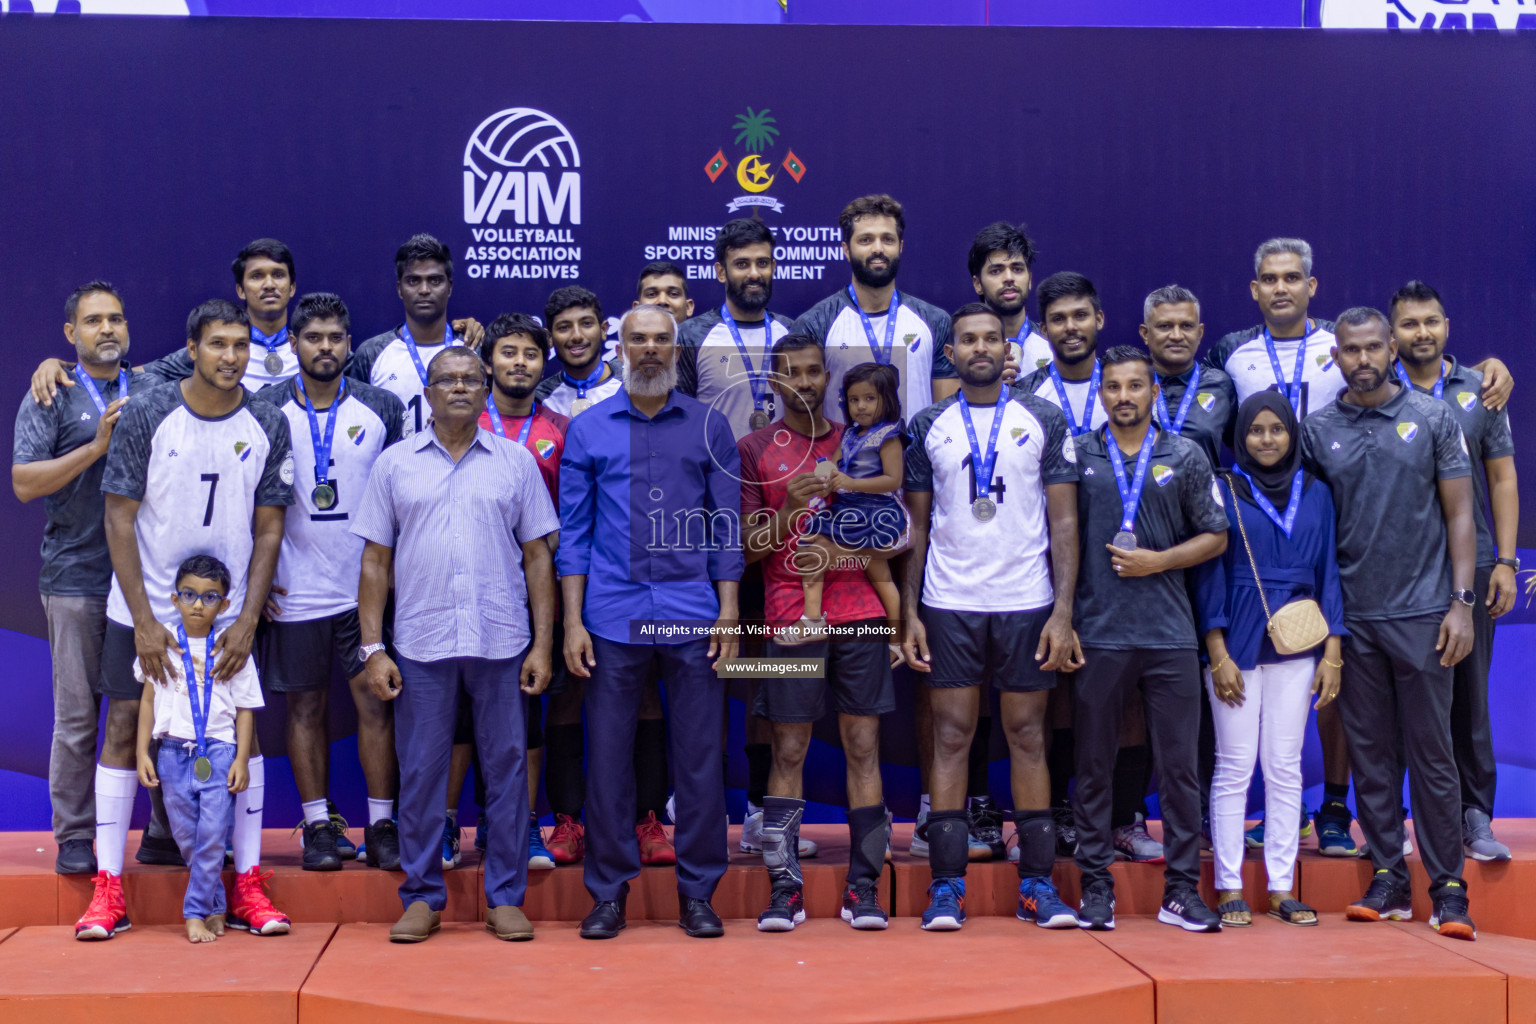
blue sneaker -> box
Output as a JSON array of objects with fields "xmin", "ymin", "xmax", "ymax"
[
  {"xmin": 921, "ymin": 878, "xmax": 966, "ymax": 931},
  {"xmin": 1315, "ymin": 811, "xmax": 1363, "ymax": 858},
  {"xmin": 528, "ymin": 815, "xmax": 555, "ymax": 870},
  {"xmin": 1243, "ymin": 816, "xmax": 1265, "ymax": 849},
  {"xmin": 441, "ymin": 817, "xmax": 461, "ymax": 870},
  {"xmin": 1017, "ymin": 876, "xmax": 1079, "ymax": 929}
]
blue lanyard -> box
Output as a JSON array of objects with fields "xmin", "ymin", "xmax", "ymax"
[
  {"xmin": 562, "ymin": 361, "xmax": 606, "ymax": 399},
  {"xmin": 1011, "ymin": 318, "xmax": 1037, "ymax": 351},
  {"xmin": 295, "ymin": 377, "xmax": 344, "ymax": 486},
  {"xmin": 1236, "ymin": 467, "xmax": 1304, "ymax": 538},
  {"xmin": 721, "ymin": 304, "xmax": 773, "ymax": 410},
  {"xmin": 1395, "ymin": 359, "xmax": 1445, "ymax": 401},
  {"xmin": 486, "ymin": 397, "xmax": 536, "ymax": 446},
  {"xmin": 400, "ymin": 322, "xmax": 458, "ymax": 386},
  {"xmin": 74, "ymin": 365, "xmax": 130, "ymax": 416},
  {"xmin": 251, "ymin": 324, "xmax": 288, "ymax": 356},
  {"xmin": 176, "ymin": 624, "xmax": 216, "ymax": 758},
  {"xmin": 957, "ymin": 391, "xmax": 1009, "ymax": 497},
  {"xmin": 846, "ymin": 284, "xmax": 900, "ymax": 366},
  {"xmin": 1154, "ymin": 365, "xmax": 1202, "ymax": 435},
  {"xmin": 1047, "ymin": 360, "xmax": 1101, "ymax": 437},
  {"xmin": 1105, "ymin": 427, "xmax": 1157, "ymax": 534},
  {"xmin": 1262, "ymin": 325, "xmax": 1311, "ymax": 415}
]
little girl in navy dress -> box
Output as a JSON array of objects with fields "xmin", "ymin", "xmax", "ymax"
[{"xmin": 782, "ymin": 362, "xmax": 908, "ymax": 647}]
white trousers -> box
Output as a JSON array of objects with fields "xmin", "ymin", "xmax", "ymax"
[{"xmin": 1206, "ymin": 657, "xmax": 1315, "ymax": 893}]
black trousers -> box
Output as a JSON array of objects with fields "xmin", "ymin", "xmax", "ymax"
[
  {"xmin": 1338, "ymin": 614, "xmax": 1464, "ymax": 891},
  {"xmin": 1452, "ymin": 565, "xmax": 1497, "ymax": 816},
  {"xmin": 1073, "ymin": 648, "xmax": 1202, "ymax": 892}
]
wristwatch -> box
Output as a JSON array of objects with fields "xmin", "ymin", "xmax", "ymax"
[
  {"xmin": 1497, "ymin": 556, "xmax": 1521, "ymax": 572},
  {"xmin": 360, "ymin": 642, "xmax": 387, "ymax": 662},
  {"xmin": 1453, "ymin": 588, "xmax": 1477, "ymax": 608}
]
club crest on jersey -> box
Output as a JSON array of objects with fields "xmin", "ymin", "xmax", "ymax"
[
  {"xmin": 1316, "ymin": 353, "xmax": 1335, "ymax": 371},
  {"xmin": 904, "ymin": 333, "xmax": 919, "ymax": 352},
  {"xmin": 1011, "ymin": 426, "xmax": 1027, "ymax": 441},
  {"xmin": 1196, "ymin": 392, "xmax": 1216, "ymax": 413},
  {"xmin": 1152, "ymin": 464, "xmax": 1175, "ymax": 486},
  {"xmin": 1397, "ymin": 421, "xmax": 1419, "ymax": 443},
  {"xmin": 534, "ymin": 438, "xmax": 556, "ymax": 459},
  {"xmin": 234, "ymin": 441, "xmax": 251, "ymax": 461},
  {"xmin": 1457, "ymin": 391, "xmax": 1477, "ymax": 412},
  {"xmin": 348, "ymin": 425, "xmax": 366, "ymax": 445}
]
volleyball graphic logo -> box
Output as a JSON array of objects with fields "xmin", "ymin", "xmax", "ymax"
[{"xmin": 463, "ymin": 107, "xmax": 582, "ymax": 226}]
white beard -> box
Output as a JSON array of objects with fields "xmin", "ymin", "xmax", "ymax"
[{"xmin": 622, "ymin": 353, "xmax": 678, "ymax": 399}]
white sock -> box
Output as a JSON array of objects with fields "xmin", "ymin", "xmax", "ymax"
[
  {"xmin": 368, "ymin": 798, "xmax": 394, "ymax": 826},
  {"xmin": 919, "ymin": 793, "xmax": 931, "ymax": 817},
  {"xmin": 301, "ymin": 798, "xmax": 328, "ymax": 826},
  {"xmin": 94, "ymin": 765, "xmax": 138, "ymax": 877},
  {"xmin": 747, "ymin": 800, "xmax": 762, "ymax": 817},
  {"xmin": 233, "ymin": 755, "xmax": 264, "ymax": 873}
]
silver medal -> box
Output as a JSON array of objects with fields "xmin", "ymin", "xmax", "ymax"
[
  {"xmin": 264, "ymin": 351, "xmax": 284, "ymax": 375},
  {"xmin": 312, "ymin": 483, "xmax": 337, "ymax": 510},
  {"xmin": 1112, "ymin": 530, "xmax": 1138, "ymax": 550},
  {"xmin": 193, "ymin": 756, "xmax": 213, "ymax": 783},
  {"xmin": 813, "ymin": 460, "xmax": 836, "ymax": 481},
  {"xmin": 570, "ymin": 397, "xmax": 591, "ymax": 415},
  {"xmin": 972, "ymin": 496, "xmax": 997, "ymax": 522},
  {"xmin": 750, "ymin": 409, "xmax": 770, "ymax": 431}
]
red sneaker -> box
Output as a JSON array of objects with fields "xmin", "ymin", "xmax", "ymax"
[
  {"xmin": 546, "ymin": 813, "xmax": 585, "ymax": 865},
  {"xmin": 637, "ymin": 812, "xmax": 677, "ymax": 866},
  {"xmin": 75, "ymin": 871, "xmax": 130, "ymax": 940},
  {"xmin": 229, "ymin": 867, "xmax": 291, "ymax": 935}
]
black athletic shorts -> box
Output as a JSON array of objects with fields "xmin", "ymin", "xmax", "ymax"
[
  {"xmin": 920, "ymin": 603, "xmax": 1058, "ymax": 693},
  {"xmin": 97, "ymin": 619, "xmax": 143, "ymax": 701},
  {"xmin": 753, "ymin": 618, "xmax": 897, "ymax": 722},
  {"xmin": 255, "ymin": 609, "xmax": 363, "ymax": 693}
]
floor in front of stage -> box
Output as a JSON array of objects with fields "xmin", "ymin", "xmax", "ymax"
[{"xmin": 1, "ymin": 822, "xmax": 1534, "ymax": 1022}]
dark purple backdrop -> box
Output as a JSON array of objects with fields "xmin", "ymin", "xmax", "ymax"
[{"xmin": 1, "ymin": 18, "xmax": 1533, "ymax": 827}]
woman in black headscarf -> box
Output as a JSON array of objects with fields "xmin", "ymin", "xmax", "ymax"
[{"xmin": 1193, "ymin": 391, "xmax": 1347, "ymax": 927}]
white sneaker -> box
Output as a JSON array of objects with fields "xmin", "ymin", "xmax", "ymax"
[
  {"xmin": 739, "ymin": 805, "xmax": 818, "ymax": 857},
  {"xmin": 910, "ymin": 809, "xmax": 930, "ymax": 858}
]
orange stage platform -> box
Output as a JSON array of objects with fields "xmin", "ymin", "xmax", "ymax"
[{"xmin": 3, "ymin": 822, "xmax": 1535, "ymax": 1023}]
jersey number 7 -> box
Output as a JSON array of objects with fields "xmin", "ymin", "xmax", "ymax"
[{"xmin": 200, "ymin": 473, "xmax": 219, "ymax": 527}]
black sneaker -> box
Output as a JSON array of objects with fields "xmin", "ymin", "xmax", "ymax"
[
  {"xmin": 1078, "ymin": 879, "xmax": 1116, "ymax": 931},
  {"xmin": 1347, "ymin": 870, "xmax": 1413, "ymax": 922},
  {"xmin": 56, "ymin": 838, "xmax": 97, "ymax": 875},
  {"xmin": 967, "ymin": 796, "xmax": 1006, "ymax": 860},
  {"xmin": 364, "ymin": 818, "xmax": 402, "ymax": 871},
  {"xmin": 1052, "ymin": 804, "xmax": 1078, "ymax": 857},
  {"xmin": 135, "ymin": 830, "xmax": 185, "ymax": 866},
  {"xmin": 327, "ymin": 801, "xmax": 358, "ymax": 861},
  {"xmin": 757, "ymin": 885, "xmax": 805, "ymax": 932},
  {"xmin": 1158, "ymin": 886, "xmax": 1222, "ymax": 932},
  {"xmin": 1429, "ymin": 882, "xmax": 1476, "ymax": 940},
  {"xmin": 302, "ymin": 820, "xmax": 343, "ymax": 871},
  {"xmin": 841, "ymin": 884, "xmax": 889, "ymax": 930}
]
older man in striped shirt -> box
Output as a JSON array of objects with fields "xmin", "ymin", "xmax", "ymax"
[{"xmin": 353, "ymin": 346, "xmax": 559, "ymax": 944}]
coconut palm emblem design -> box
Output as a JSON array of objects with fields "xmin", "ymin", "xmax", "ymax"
[{"xmin": 704, "ymin": 107, "xmax": 807, "ymax": 215}]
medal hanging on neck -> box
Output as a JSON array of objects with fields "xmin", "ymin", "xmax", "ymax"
[
  {"xmin": 721, "ymin": 303, "xmax": 775, "ymax": 431},
  {"xmin": 1047, "ymin": 360, "xmax": 1101, "ymax": 437},
  {"xmin": 564, "ymin": 360, "xmax": 605, "ymax": 416},
  {"xmin": 296, "ymin": 375, "xmax": 344, "ymax": 511},
  {"xmin": 1009, "ymin": 318, "xmax": 1037, "ymax": 368},
  {"xmin": 486, "ymin": 395, "xmax": 537, "ymax": 445},
  {"xmin": 253, "ymin": 325, "xmax": 288, "ymax": 377},
  {"xmin": 1262, "ymin": 325, "xmax": 1311, "ymax": 416},
  {"xmin": 847, "ymin": 284, "xmax": 900, "ymax": 366},
  {"xmin": 1155, "ymin": 364, "xmax": 1201, "ymax": 434},
  {"xmin": 957, "ymin": 390, "xmax": 1009, "ymax": 522},
  {"xmin": 1394, "ymin": 359, "xmax": 1445, "ymax": 401},
  {"xmin": 178, "ymin": 623, "xmax": 217, "ymax": 783},
  {"xmin": 401, "ymin": 321, "xmax": 459, "ymax": 386},
  {"xmin": 1106, "ymin": 427, "xmax": 1156, "ymax": 551},
  {"xmin": 74, "ymin": 365, "xmax": 131, "ymax": 418}
]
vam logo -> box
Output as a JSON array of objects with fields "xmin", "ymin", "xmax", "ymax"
[{"xmin": 464, "ymin": 108, "xmax": 581, "ymax": 226}]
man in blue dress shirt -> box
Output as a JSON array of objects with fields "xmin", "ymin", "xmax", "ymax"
[{"xmin": 558, "ymin": 304, "xmax": 743, "ymax": 940}]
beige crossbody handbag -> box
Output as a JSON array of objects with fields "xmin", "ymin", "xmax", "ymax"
[{"xmin": 1224, "ymin": 474, "xmax": 1329, "ymax": 655}]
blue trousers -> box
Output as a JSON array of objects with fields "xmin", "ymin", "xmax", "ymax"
[
  {"xmin": 158, "ymin": 739, "xmax": 235, "ymax": 920},
  {"xmin": 585, "ymin": 636, "xmax": 726, "ymax": 902},
  {"xmin": 396, "ymin": 654, "xmax": 529, "ymax": 910}
]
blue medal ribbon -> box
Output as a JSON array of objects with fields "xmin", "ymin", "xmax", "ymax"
[
  {"xmin": 1047, "ymin": 360, "xmax": 1101, "ymax": 437},
  {"xmin": 1235, "ymin": 466, "xmax": 1304, "ymax": 538},
  {"xmin": 1395, "ymin": 359, "xmax": 1445, "ymax": 401},
  {"xmin": 1262, "ymin": 324, "xmax": 1311, "ymax": 415},
  {"xmin": 720, "ymin": 304, "xmax": 775, "ymax": 413},
  {"xmin": 1010, "ymin": 318, "xmax": 1037, "ymax": 359},
  {"xmin": 400, "ymin": 322, "xmax": 459, "ymax": 386},
  {"xmin": 561, "ymin": 361, "xmax": 607, "ymax": 400},
  {"xmin": 295, "ymin": 377, "xmax": 344, "ymax": 489},
  {"xmin": 176, "ymin": 624, "xmax": 216, "ymax": 761},
  {"xmin": 486, "ymin": 396, "xmax": 537, "ymax": 446},
  {"xmin": 74, "ymin": 365, "xmax": 130, "ymax": 416},
  {"xmin": 956, "ymin": 390, "xmax": 1009, "ymax": 502},
  {"xmin": 1105, "ymin": 427, "xmax": 1157, "ymax": 535},
  {"xmin": 252, "ymin": 324, "xmax": 288, "ymax": 360},
  {"xmin": 1154, "ymin": 365, "xmax": 1202, "ymax": 435},
  {"xmin": 846, "ymin": 284, "xmax": 900, "ymax": 366}
]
